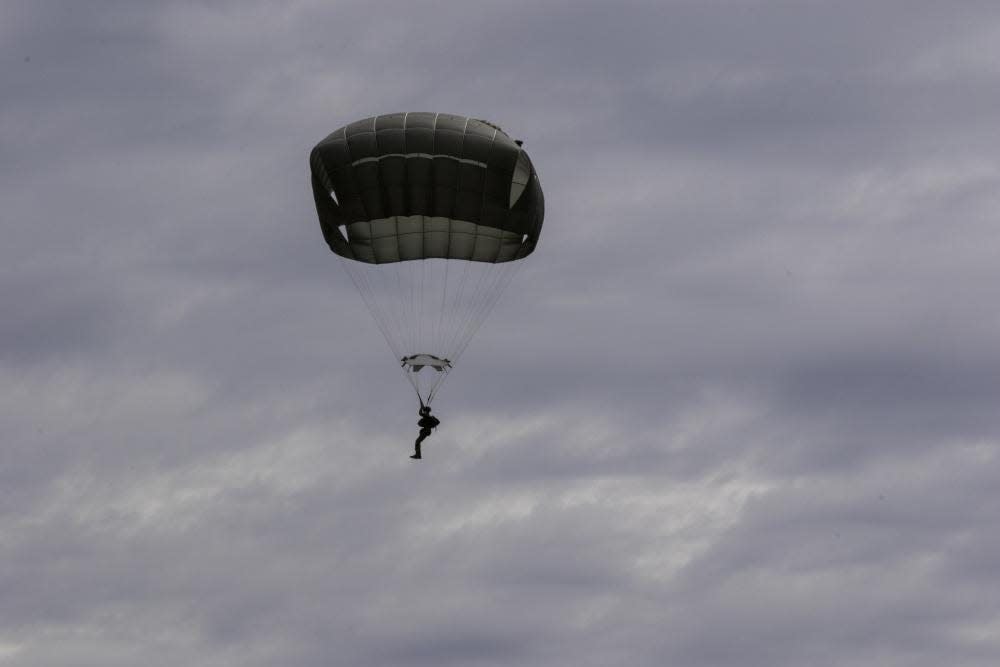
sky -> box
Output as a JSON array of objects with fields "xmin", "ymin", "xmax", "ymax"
[{"xmin": 3, "ymin": 1, "xmax": 1000, "ymax": 665}]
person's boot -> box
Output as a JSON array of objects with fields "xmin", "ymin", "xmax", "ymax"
[{"xmin": 410, "ymin": 444, "xmax": 422, "ymax": 460}]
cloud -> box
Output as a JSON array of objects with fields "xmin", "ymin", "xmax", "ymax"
[{"xmin": 3, "ymin": 1, "xmax": 1000, "ymax": 666}]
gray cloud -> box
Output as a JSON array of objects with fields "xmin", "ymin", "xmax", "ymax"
[{"xmin": 3, "ymin": 1, "xmax": 1000, "ymax": 666}]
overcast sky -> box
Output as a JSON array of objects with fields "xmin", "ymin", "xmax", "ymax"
[{"xmin": 3, "ymin": 1, "xmax": 1000, "ymax": 665}]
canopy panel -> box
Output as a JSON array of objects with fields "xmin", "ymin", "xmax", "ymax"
[{"xmin": 310, "ymin": 112, "xmax": 544, "ymax": 264}]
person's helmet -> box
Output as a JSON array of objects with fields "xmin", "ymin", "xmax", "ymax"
[{"xmin": 419, "ymin": 406, "xmax": 431, "ymax": 415}]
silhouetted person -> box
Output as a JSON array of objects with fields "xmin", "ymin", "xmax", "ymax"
[{"xmin": 410, "ymin": 406, "xmax": 440, "ymax": 460}]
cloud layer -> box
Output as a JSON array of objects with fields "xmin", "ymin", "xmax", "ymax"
[{"xmin": 3, "ymin": 2, "xmax": 1000, "ymax": 665}]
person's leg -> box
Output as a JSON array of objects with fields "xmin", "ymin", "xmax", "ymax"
[{"xmin": 411, "ymin": 432, "xmax": 427, "ymax": 459}]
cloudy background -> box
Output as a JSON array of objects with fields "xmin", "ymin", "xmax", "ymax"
[{"xmin": 3, "ymin": 1, "xmax": 1000, "ymax": 665}]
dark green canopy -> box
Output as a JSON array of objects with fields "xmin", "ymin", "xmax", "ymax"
[
  {"xmin": 309, "ymin": 113, "xmax": 545, "ymax": 407},
  {"xmin": 310, "ymin": 112, "xmax": 544, "ymax": 264}
]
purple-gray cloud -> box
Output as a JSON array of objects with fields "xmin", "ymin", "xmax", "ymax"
[{"xmin": 3, "ymin": 1, "xmax": 1000, "ymax": 665}]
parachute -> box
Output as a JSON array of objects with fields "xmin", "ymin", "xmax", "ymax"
[{"xmin": 310, "ymin": 112, "xmax": 544, "ymax": 406}]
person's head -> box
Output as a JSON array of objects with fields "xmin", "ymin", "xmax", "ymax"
[{"xmin": 419, "ymin": 406, "xmax": 431, "ymax": 416}]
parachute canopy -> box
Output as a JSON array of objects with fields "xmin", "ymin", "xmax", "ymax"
[
  {"xmin": 310, "ymin": 112, "xmax": 543, "ymax": 264},
  {"xmin": 310, "ymin": 113, "xmax": 544, "ymax": 406}
]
